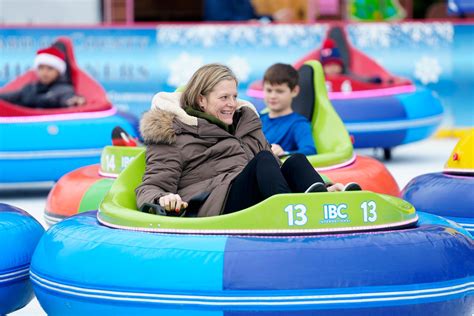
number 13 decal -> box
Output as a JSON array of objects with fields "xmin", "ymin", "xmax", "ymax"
[
  {"xmin": 284, "ymin": 204, "xmax": 308, "ymax": 226},
  {"xmin": 361, "ymin": 201, "xmax": 377, "ymax": 222}
]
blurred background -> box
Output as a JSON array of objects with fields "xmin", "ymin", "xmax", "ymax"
[
  {"xmin": 1, "ymin": 0, "xmax": 473, "ymax": 23},
  {"xmin": 0, "ymin": 0, "xmax": 473, "ymax": 130}
]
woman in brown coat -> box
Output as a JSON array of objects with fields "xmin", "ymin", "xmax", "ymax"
[{"xmin": 136, "ymin": 64, "xmax": 359, "ymax": 217}]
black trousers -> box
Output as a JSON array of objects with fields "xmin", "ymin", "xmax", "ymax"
[{"xmin": 223, "ymin": 151, "xmax": 325, "ymax": 214}]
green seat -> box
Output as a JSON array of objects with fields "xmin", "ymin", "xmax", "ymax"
[
  {"xmin": 98, "ymin": 84, "xmax": 411, "ymax": 232},
  {"xmin": 271, "ymin": 61, "xmax": 354, "ymax": 168},
  {"xmin": 99, "ymin": 149, "xmax": 417, "ymax": 233}
]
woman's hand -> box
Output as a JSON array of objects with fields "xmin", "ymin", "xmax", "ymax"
[{"xmin": 159, "ymin": 194, "xmax": 188, "ymax": 213}]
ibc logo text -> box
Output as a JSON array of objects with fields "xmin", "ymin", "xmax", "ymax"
[{"xmin": 321, "ymin": 203, "xmax": 350, "ymax": 224}]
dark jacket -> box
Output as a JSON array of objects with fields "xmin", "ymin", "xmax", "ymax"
[
  {"xmin": 0, "ymin": 76, "xmax": 75, "ymax": 108},
  {"xmin": 135, "ymin": 92, "xmax": 274, "ymax": 217}
]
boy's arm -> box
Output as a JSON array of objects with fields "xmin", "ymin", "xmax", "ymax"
[
  {"xmin": 292, "ymin": 120, "xmax": 317, "ymax": 156},
  {"xmin": 57, "ymin": 85, "xmax": 77, "ymax": 107},
  {"xmin": 31, "ymin": 84, "xmax": 76, "ymax": 108},
  {"xmin": 0, "ymin": 89, "xmax": 23, "ymax": 104}
]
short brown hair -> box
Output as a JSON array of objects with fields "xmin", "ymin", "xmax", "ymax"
[
  {"xmin": 263, "ymin": 63, "xmax": 299, "ymax": 90},
  {"xmin": 181, "ymin": 63, "xmax": 238, "ymax": 111}
]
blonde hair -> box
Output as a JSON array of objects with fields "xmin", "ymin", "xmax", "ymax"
[{"xmin": 181, "ymin": 63, "xmax": 238, "ymax": 111}]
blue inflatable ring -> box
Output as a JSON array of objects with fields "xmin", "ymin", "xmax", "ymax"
[
  {"xmin": 0, "ymin": 203, "xmax": 44, "ymax": 315},
  {"xmin": 30, "ymin": 211, "xmax": 473, "ymax": 315},
  {"xmin": 402, "ymin": 172, "xmax": 474, "ymax": 234}
]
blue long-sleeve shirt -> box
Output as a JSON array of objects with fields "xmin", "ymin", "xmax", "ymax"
[{"xmin": 261, "ymin": 112, "xmax": 317, "ymax": 156}]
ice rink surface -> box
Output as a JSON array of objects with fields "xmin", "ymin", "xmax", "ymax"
[{"xmin": 1, "ymin": 137, "xmax": 459, "ymax": 315}]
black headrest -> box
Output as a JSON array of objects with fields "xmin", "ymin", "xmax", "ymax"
[
  {"xmin": 328, "ymin": 26, "xmax": 350, "ymax": 73},
  {"xmin": 52, "ymin": 41, "xmax": 72, "ymax": 84},
  {"xmin": 292, "ymin": 64, "xmax": 315, "ymax": 122}
]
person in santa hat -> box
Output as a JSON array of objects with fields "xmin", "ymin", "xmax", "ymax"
[
  {"xmin": 320, "ymin": 38, "xmax": 383, "ymax": 84},
  {"xmin": 0, "ymin": 45, "xmax": 85, "ymax": 108},
  {"xmin": 320, "ymin": 39, "xmax": 345, "ymax": 76}
]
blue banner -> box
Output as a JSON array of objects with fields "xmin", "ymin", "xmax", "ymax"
[{"xmin": 0, "ymin": 23, "xmax": 472, "ymax": 127}]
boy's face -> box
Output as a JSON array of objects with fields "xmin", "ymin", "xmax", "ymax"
[
  {"xmin": 323, "ymin": 63, "xmax": 343, "ymax": 76},
  {"xmin": 263, "ymin": 82, "xmax": 299, "ymax": 113},
  {"xmin": 36, "ymin": 64, "xmax": 60, "ymax": 85}
]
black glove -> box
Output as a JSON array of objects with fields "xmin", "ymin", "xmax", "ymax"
[{"xmin": 369, "ymin": 76, "xmax": 383, "ymax": 84}]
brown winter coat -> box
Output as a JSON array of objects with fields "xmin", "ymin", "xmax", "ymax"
[{"xmin": 135, "ymin": 92, "xmax": 273, "ymax": 217}]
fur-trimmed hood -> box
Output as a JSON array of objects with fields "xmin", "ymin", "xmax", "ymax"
[{"xmin": 140, "ymin": 92, "xmax": 259, "ymax": 145}]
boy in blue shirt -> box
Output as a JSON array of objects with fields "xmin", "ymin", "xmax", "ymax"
[{"xmin": 261, "ymin": 63, "xmax": 317, "ymax": 157}]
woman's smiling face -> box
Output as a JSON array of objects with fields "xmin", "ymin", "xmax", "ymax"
[{"xmin": 199, "ymin": 79, "xmax": 238, "ymax": 125}]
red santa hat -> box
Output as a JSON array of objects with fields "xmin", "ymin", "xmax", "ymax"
[{"xmin": 34, "ymin": 47, "xmax": 67, "ymax": 74}]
